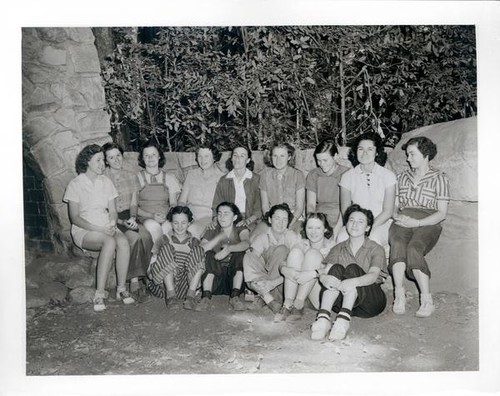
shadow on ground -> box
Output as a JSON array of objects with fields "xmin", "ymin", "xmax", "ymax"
[{"xmin": 26, "ymin": 288, "xmax": 478, "ymax": 375}]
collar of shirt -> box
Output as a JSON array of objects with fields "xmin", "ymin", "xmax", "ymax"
[
  {"xmin": 266, "ymin": 228, "xmax": 290, "ymax": 246},
  {"xmin": 81, "ymin": 173, "xmax": 106, "ymax": 186},
  {"xmin": 144, "ymin": 170, "xmax": 163, "ymax": 183},
  {"xmin": 226, "ymin": 168, "xmax": 253, "ymax": 181},
  {"xmin": 167, "ymin": 231, "xmax": 194, "ymax": 244},
  {"xmin": 355, "ymin": 163, "xmax": 382, "ymax": 175},
  {"xmin": 270, "ymin": 166, "xmax": 293, "ymax": 180},
  {"xmin": 338, "ymin": 237, "xmax": 375, "ymax": 257},
  {"xmin": 406, "ymin": 166, "xmax": 440, "ymax": 184}
]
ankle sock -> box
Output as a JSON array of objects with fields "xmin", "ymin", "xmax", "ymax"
[
  {"xmin": 337, "ymin": 308, "xmax": 352, "ymax": 322},
  {"xmin": 421, "ymin": 293, "xmax": 433, "ymax": 304},
  {"xmin": 317, "ymin": 309, "xmax": 331, "ymax": 321},
  {"xmin": 117, "ymin": 286, "xmax": 126, "ymax": 294},
  {"xmin": 202, "ymin": 291, "xmax": 212, "ymax": 299},
  {"xmin": 166, "ymin": 290, "xmax": 176, "ymax": 299},
  {"xmin": 230, "ymin": 288, "xmax": 240, "ymax": 298},
  {"xmin": 186, "ymin": 289, "xmax": 196, "ymax": 299}
]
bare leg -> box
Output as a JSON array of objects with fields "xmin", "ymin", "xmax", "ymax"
[
  {"xmin": 114, "ymin": 230, "xmax": 131, "ymax": 289},
  {"xmin": 413, "ymin": 269, "xmax": 435, "ymax": 317},
  {"xmin": 82, "ymin": 232, "xmax": 116, "ymax": 294},
  {"xmin": 163, "ymin": 273, "xmax": 175, "ymax": 292},
  {"xmin": 202, "ymin": 273, "xmax": 215, "ymax": 293},
  {"xmin": 232, "ymin": 270, "xmax": 243, "ymax": 290},
  {"xmin": 392, "ymin": 261, "xmax": 407, "ymax": 314},
  {"xmin": 143, "ymin": 219, "xmax": 163, "ymax": 244},
  {"xmin": 281, "ymin": 247, "xmax": 303, "ymax": 307},
  {"xmin": 294, "ymin": 249, "xmax": 322, "ymax": 309},
  {"xmin": 412, "ymin": 269, "xmax": 430, "ymax": 294},
  {"xmin": 189, "ymin": 269, "xmax": 203, "ymax": 292}
]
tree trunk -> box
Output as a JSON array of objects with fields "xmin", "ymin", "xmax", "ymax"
[
  {"xmin": 91, "ymin": 27, "xmax": 115, "ymax": 66},
  {"xmin": 339, "ymin": 52, "xmax": 347, "ymax": 145}
]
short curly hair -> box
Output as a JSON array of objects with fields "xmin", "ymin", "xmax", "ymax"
[
  {"xmin": 263, "ymin": 203, "xmax": 294, "ymax": 227},
  {"xmin": 75, "ymin": 144, "xmax": 102, "ymax": 174},
  {"xmin": 196, "ymin": 144, "xmax": 222, "ymax": 163},
  {"xmin": 301, "ymin": 212, "xmax": 333, "ymax": 240},
  {"xmin": 226, "ymin": 146, "xmax": 255, "ymax": 171},
  {"xmin": 343, "ymin": 204, "xmax": 374, "ymax": 237},
  {"xmin": 138, "ymin": 141, "xmax": 166, "ymax": 169},
  {"xmin": 402, "ymin": 136, "xmax": 437, "ymax": 161},
  {"xmin": 216, "ymin": 201, "xmax": 242, "ymax": 224},
  {"xmin": 167, "ymin": 205, "xmax": 194, "ymax": 223},
  {"xmin": 314, "ymin": 139, "xmax": 338, "ymax": 159},
  {"xmin": 348, "ymin": 132, "xmax": 387, "ymax": 167},
  {"xmin": 102, "ymin": 142, "xmax": 124, "ymax": 166},
  {"xmin": 269, "ymin": 140, "xmax": 296, "ymax": 167}
]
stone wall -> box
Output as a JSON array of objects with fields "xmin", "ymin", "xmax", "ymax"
[
  {"xmin": 21, "ymin": 28, "xmax": 478, "ymax": 294},
  {"xmin": 22, "ymin": 28, "xmax": 112, "ymax": 252},
  {"xmin": 386, "ymin": 117, "xmax": 478, "ymax": 294},
  {"xmin": 23, "ymin": 155, "xmax": 54, "ymax": 252}
]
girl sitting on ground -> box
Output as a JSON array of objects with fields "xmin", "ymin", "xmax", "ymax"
[
  {"xmin": 195, "ymin": 202, "xmax": 250, "ymax": 311},
  {"xmin": 63, "ymin": 144, "xmax": 135, "ymax": 312},
  {"xmin": 243, "ymin": 203, "xmax": 301, "ymax": 313},
  {"xmin": 274, "ymin": 212, "xmax": 335, "ymax": 322},
  {"xmin": 146, "ymin": 206, "xmax": 205, "ymax": 310},
  {"xmin": 310, "ymin": 204, "xmax": 387, "ymax": 341}
]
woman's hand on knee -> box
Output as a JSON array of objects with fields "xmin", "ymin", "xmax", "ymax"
[
  {"xmin": 153, "ymin": 212, "xmax": 166, "ymax": 224},
  {"xmin": 338, "ymin": 278, "xmax": 359, "ymax": 293},
  {"xmin": 319, "ymin": 274, "xmax": 341, "ymax": 290}
]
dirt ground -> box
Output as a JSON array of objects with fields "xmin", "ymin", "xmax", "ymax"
[{"xmin": 26, "ymin": 286, "xmax": 478, "ymax": 375}]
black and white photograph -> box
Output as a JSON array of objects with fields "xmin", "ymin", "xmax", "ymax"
[{"xmin": 1, "ymin": 1, "xmax": 499, "ymax": 395}]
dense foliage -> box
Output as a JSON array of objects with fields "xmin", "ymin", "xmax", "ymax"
[{"xmin": 100, "ymin": 25, "xmax": 476, "ymax": 152}]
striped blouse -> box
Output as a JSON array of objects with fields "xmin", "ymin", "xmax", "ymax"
[{"xmin": 396, "ymin": 167, "xmax": 450, "ymax": 210}]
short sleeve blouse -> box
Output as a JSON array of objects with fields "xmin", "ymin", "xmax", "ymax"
[
  {"xmin": 259, "ymin": 166, "xmax": 305, "ymax": 212},
  {"xmin": 63, "ymin": 173, "xmax": 118, "ymax": 227},
  {"xmin": 339, "ymin": 163, "xmax": 396, "ymax": 217},
  {"xmin": 324, "ymin": 238, "xmax": 386, "ymax": 274}
]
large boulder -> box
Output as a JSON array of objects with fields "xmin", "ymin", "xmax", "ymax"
[{"xmin": 386, "ymin": 117, "xmax": 478, "ymax": 293}]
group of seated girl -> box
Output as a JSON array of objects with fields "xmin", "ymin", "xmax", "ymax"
[{"xmin": 64, "ymin": 134, "xmax": 449, "ymax": 343}]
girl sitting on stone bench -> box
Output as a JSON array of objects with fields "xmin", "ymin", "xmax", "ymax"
[{"xmin": 63, "ymin": 144, "xmax": 135, "ymax": 312}]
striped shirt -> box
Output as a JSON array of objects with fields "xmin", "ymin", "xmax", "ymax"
[
  {"xmin": 147, "ymin": 232, "xmax": 205, "ymax": 299},
  {"xmin": 396, "ymin": 167, "xmax": 450, "ymax": 210}
]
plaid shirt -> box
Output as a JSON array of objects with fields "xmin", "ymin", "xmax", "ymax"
[{"xmin": 104, "ymin": 168, "xmax": 140, "ymax": 213}]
